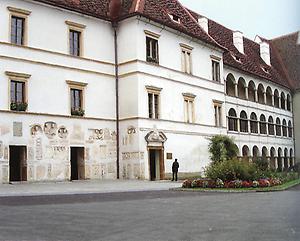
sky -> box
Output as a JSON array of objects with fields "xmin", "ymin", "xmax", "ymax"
[{"xmin": 179, "ymin": 0, "xmax": 300, "ymax": 40}]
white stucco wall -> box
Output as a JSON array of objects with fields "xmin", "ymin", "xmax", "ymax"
[{"xmin": 293, "ymin": 91, "xmax": 300, "ymax": 162}]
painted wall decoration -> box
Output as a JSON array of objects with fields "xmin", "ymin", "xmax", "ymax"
[
  {"xmin": 31, "ymin": 124, "xmax": 43, "ymax": 137},
  {"xmin": 44, "ymin": 122, "xmax": 57, "ymax": 139},
  {"xmin": 58, "ymin": 126, "xmax": 68, "ymax": 139}
]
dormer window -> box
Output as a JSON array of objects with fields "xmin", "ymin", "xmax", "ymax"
[
  {"xmin": 261, "ymin": 66, "xmax": 269, "ymax": 74},
  {"xmin": 169, "ymin": 14, "xmax": 181, "ymax": 24}
]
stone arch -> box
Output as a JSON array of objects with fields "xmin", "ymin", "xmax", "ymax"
[
  {"xmin": 266, "ymin": 86, "xmax": 273, "ymax": 106},
  {"xmin": 240, "ymin": 111, "xmax": 248, "ymax": 133},
  {"xmin": 276, "ymin": 118, "xmax": 281, "ymax": 136},
  {"xmin": 228, "ymin": 108, "xmax": 238, "ymax": 131},
  {"xmin": 248, "ymin": 81, "xmax": 256, "ymax": 102},
  {"xmin": 250, "ymin": 112, "xmax": 258, "ymax": 133},
  {"xmin": 260, "ymin": 114, "xmax": 267, "ymax": 134},
  {"xmin": 274, "ymin": 89, "xmax": 280, "ymax": 108},
  {"xmin": 226, "ymin": 74, "xmax": 236, "ymax": 97},
  {"xmin": 257, "ymin": 84, "xmax": 265, "ymax": 104},
  {"xmin": 280, "ymin": 92, "xmax": 286, "ymax": 110},
  {"xmin": 268, "ymin": 116, "xmax": 275, "ymax": 135},
  {"xmin": 238, "ymin": 77, "xmax": 247, "ymax": 100}
]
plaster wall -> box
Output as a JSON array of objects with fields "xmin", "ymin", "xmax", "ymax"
[{"xmin": 0, "ymin": 0, "xmax": 115, "ymax": 63}]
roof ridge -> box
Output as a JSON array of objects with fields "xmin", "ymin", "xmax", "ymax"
[
  {"xmin": 271, "ymin": 31, "xmax": 299, "ymax": 41},
  {"xmin": 178, "ymin": 2, "xmax": 226, "ymax": 50}
]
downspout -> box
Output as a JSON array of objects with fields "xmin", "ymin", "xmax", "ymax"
[
  {"xmin": 109, "ymin": 0, "xmax": 122, "ymax": 179},
  {"xmin": 113, "ymin": 22, "xmax": 120, "ymax": 179}
]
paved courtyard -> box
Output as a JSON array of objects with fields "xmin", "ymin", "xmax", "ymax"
[{"xmin": 0, "ymin": 183, "xmax": 299, "ymax": 241}]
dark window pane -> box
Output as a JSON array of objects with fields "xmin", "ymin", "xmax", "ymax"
[
  {"xmin": 148, "ymin": 93, "xmax": 153, "ymax": 118},
  {"xmin": 70, "ymin": 30, "xmax": 81, "ymax": 56},
  {"xmin": 11, "ymin": 16, "xmax": 24, "ymax": 45}
]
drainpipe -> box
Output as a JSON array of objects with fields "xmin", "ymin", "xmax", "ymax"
[{"xmin": 113, "ymin": 22, "xmax": 120, "ymax": 179}]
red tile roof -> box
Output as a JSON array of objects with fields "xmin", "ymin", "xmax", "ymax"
[
  {"xmin": 271, "ymin": 32, "xmax": 300, "ymax": 90},
  {"xmin": 31, "ymin": 0, "xmax": 292, "ymax": 90}
]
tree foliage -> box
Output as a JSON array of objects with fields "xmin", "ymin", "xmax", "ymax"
[{"xmin": 208, "ymin": 135, "xmax": 238, "ymax": 163}]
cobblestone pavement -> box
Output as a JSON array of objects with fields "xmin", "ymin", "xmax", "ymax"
[{"xmin": 0, "ymin": 185, "xmax": 299, "ymax": 241}]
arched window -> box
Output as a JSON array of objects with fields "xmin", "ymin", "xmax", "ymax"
[
  {"xmin": 238, "ymin": 78, "xmax": 247, "ymax": 100},
  {"xmin": 290, "ymin": 149, "xmax": 294, "ymax": 167},
  {"xmin": 253, "ymin": 146, "xmax": 259, "ymax": 161},
  {"xmin": 268, "ymin": 116, "xmax": 275, "ymax": 135},
  {"xmin": 248, "ymin": 81, "xmax": 256, "ymax": 102},
  {"xmin": 262, "ymin": 147, "xmax": 268, "ymax": 158},
  {"xmin": 228, "ymin": 108, "xmax": 238, "ymax": 131},
  {"xmin": 260, "ymin": 114, "xmax": 267, "ymax": 134},
  {"xmin": 250, "ymin": 113, "xmax": 258, "ymax": 133},
  {"xmin": 276, "ymin": 118, "xmax": 281, "ymax": 136},
  {"xmin": 287, "ymin": 94, "xmax": 291, "ymax": 111},
  {"xmin": 274, "ymin": 90, "xmax": 280, "ymax": 108},
  {"xmin": 282, "ymin": 119, "xmax": 287, "ymax": 137},
  {"xmin": 281, "ymin": 92, "xmax": 286, "ymax": 110},
  {"xmin": 278, "ymin": 148, "xmax": 283, "ymax": 172},
  {"xmin": 288, "ymin": 120, "xmax": 293, "ymax": 138},
  {"xmin": 242, "ymin": 145, "xmax": 250, "ymax": 162},
  {"xmin": 240, "ymin": 111, "xmax": 248, "ymax": 133},
  {"xmin": 226, "ymin": 74, "xmax": 236, "ymax": 97},
  {"xmin": 266, "ymin": 86, "xmax": 273, "ymax": 106},
  {"xmin": 257, "ymin": 84, "xmax": 265, "ymax": 104},
  {"xmin": 270, "ymin": 147, "xmax": 276, "ymax": 169},
  {"xmin": 284, "ymin": 148, "xmax": 289, "ymax": 170}
]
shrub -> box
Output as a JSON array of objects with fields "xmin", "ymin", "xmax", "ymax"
[
  {"xmin": 205, "ymin": 158, "xmax": 258, "ymax": 181},
  {"xmin": 208, "ymin": 135, "xmax": 238, "ymax": 163},
  {"xmin": 254, "ymin": 157, "xmax": 269, "ymax": 172},
  {"xmin": 234, "ymin": 180, "xmax": 243, "ymax": 188}
]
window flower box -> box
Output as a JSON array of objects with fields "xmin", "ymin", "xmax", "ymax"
[
  {"xmin": 71, "ymin": 108, "xmax": 85, "ymax": 116},
  {"xmin": 10, "ymin": 102, "xmax": 27, "ymax": 111}
]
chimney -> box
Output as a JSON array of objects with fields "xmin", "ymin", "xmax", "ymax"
[
  {"xmin": 233, "ymin": 31, "xmax": 244, "ymax": 54},
  {"xmin": 198, "ymin": 17, "xmax": 208, "ymax": 34},
  {"xmin": 259, "ymin": 41, "xmax": 271, "ymax": 65},
  {"xmin": 109, "ymin": 0, "xmax": 122, "ymax": 22}
]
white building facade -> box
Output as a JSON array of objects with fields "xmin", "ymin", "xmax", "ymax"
[{"xmin": 0, "ymin": 0, "xmax": 296, "ymax": 183}]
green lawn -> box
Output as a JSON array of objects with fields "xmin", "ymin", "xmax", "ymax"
[{"xmin": 173, "ymin": 179, "xmax": 300, "ymax": 193}]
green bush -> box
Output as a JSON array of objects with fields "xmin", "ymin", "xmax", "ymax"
[
  {"xmin": 254, "ymin": 157, "xmax": 269, "ymax": 172},
  {"xmin": 205, "ymin": 159, "xmax": 260, "ymax": 181},
  {"xmin": 208, "ymin": 135, "xmax": 238, "ymax": 163}
]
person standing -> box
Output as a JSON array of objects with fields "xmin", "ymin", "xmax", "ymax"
[{"xmin": 172, "ymin": 159, "xmax": 179, "ymax": 181}]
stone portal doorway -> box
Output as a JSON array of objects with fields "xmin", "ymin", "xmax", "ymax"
[
  {"xmin": 9, "ymin": 146, "xmax": 27, "ymax": 182},
  {"xmin": 70, "ymin": 147, "xmax": 85, "ymax": 181},
  {"xmin": 149, "ymin": 148, "xmax": 164, "ymax": 181},
  {"xmin": 145, "ymin": 127, "xmax": 167, "ymax": 181}
]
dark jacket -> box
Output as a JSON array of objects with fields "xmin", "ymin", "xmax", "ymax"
[{"xmin": 172, "ymin": 161, "xmax": 179, "ymax": 172}]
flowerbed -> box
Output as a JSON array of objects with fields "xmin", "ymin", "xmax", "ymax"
[{"xmin": 182, "ymin": 178, "xmax": 283, "ymax": 189}]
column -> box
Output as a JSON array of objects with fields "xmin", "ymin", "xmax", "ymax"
[
  {"xmin": 235, "ymin": 83, "xmax": 238, "ymax": 97},
  {"xmin": 255, "ymin": 89, "xmax": 258, "ymax": 102},
  {"xmin": 274, "ymin": 157, "xmax": 278, "ymax": 170},
  {"xmin": 272, "ymin": 94, "xmax": 274, "ymax": 106},
  {"xmin": 267, "ymin": 157, "xmax": 271, "ymax": 169},
  {"xmin": 279, "ymin": 97, "xmax": 282, "ymax": 108},
  {"xmin": 245, "ymin": 87, "xmax": 249, "ymax": 100},
  {"xmin": 263, "ymin": 92, "xmax": 267, "ymax": 104}
]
